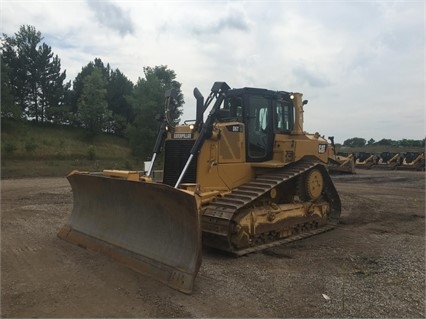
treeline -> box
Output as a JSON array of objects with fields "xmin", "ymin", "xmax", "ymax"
[
  {"xmin": 1, "ymin": 25, "xmax": 183, "ymax": 158},
  {"xmin": 342, "ymin": 137, "xmax": 425, "ymax": 148}
]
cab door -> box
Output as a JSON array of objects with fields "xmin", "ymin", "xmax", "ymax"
[{"xmin": 245, "ymin": 94, "xmax": 274, "ymax": 162}]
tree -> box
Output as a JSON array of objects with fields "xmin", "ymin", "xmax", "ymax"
[
  {"xmin": 70, "ymin": 58, "xmax": 110, "ymax": 118},
  {"xmin": 71, "ymin": 58, "xmax": 134, "ymax": 133},
  {"xmin": 144, "ymin": 65, "xmax": 184, "ymax": 122},
  {"xmin": 2, "ymin": 25, "xmax": 70, "ymax": 123},
  {"xmin": 367, "ymin": 138, "xmax": 375, "ymax": 145},
  {"xmin": 77, "ymin": 68, "xmax": 111, "ymax": 133},
  {"xmin": 0, "ymin": 54, "xmax": 20, "ymax": 119},
  {"xmin": 40, "ymin": 49, "xmax": 71, "ymax": 124},
  {"xmin": 343, "ymin": 137, "xmax": 366, "ymax": 148},
  {"xmin": 126, "ymin": 65, "xmax": 184, "ymax": 158},
  {"xmin": 374, "ymin": 138, "xmax": 394, "ymax": 146},
  {"xmin": 1, "ymin": 26, "xmax": 40, "ymax": 118},
  {"xmin": 398, "ymin": 139, "xmax": 423, "ymax": 147},
  {"xmin": 107, "ymin": 69, "xmax": 134, "ymax": 135}
]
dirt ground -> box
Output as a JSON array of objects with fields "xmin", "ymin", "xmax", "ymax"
[{"xmin": 1, "ymin": 169, "xmax": 425, "ymax": 318}]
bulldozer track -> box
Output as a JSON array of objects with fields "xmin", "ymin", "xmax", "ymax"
[
  {"xmin": 233, "ymin": 224, "xmax": 336, "ymax": 256},
  {"xmin": 202, "ymin": 158, "xmax": 341, "ymax": 255}
]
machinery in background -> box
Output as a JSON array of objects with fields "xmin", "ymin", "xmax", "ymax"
[
  {"xmin": 355, "ymin": 152, "xmax": 376, "ymax": 169},
  {"xmin": 327, "ymin": 137, "xmax": 356, "ymax": 174},
  {"xmin": 370, "ymin": 152, "xmax": 401, "ymax": 170},
  {"xmin": 397, "ymin": 152, "xmax": 425, "ymax": 171}
]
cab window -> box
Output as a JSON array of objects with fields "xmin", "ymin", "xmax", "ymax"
[
  {"xmin": 223, "ymin": 96, "xmax": 243, "ymax": 121},
  {"xmin": 274, "ymin": 101, "xmax": 293, "ymax": 133}
]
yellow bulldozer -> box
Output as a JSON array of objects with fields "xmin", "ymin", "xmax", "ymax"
[
  {"xmin": 58, "ymin": 82, "xmax": 341, "ymax": 293},
  {"xmin": 355, "ymin": 152, "xmax": 376, "ymax": 169},
  {"xmin": 327, "ymin": 137, "xmax": 356, "ymax": 174},
  {"xmin": 397, "ymin": 152, "xmax": 425, "ymax": 171},
  {"xmin": 370, "ymin": 152, "xmax": 401, "ymax": 170}
]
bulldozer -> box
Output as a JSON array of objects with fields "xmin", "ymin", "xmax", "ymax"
[
  {"xmin": 327, "ymin": 137, "xmax": 356, "ymax": 174},
  {"xmin": 397, "ymin": 152, "xmax": 425, "ymax": 171},
  {"xmin": 370, "ymin": 152, "xmax": 401, "ymax": 170},
  {"xmin": 58, "ymin": 82, "xmax": 341, "ymax": 294},
  {"xmin": 355, "ymin": 152, "xmax": 376, "ymax": 169}
]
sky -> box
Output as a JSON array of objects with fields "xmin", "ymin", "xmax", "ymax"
[{"xmin": 1, "ymin": 0, "xmax": 424, "ymax": 143}]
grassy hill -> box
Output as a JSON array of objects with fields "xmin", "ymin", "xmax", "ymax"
[{"xmin": 1, "ymin": 119, "xmax": 143, "ymax": 179}]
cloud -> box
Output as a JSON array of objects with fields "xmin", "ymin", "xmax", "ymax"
[
  {"xmin": 292, "ymin": 66, "xmax": 331, "ymax": 88},
  {"xmin": 195, "ymin": 11, "xmax": 250, "ymax": 34},
  {"xmin": 86, "ymin": 0, "xmax": 134, "ymax": 37},
  {"xmin": 140, "ymin": 2, "xmax": 248, "ymax": 40}
]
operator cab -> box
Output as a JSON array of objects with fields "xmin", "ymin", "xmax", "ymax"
[{"xmin": 220, "ymin": 88, "xmax": 295, "ymax": 162}]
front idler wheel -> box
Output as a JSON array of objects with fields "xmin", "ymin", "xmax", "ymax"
[{"xmin": 297, "ymin": 169, "xmax": 324, "ymax": 201}]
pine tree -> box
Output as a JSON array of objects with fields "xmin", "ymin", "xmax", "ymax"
[
  {"xmin": 77, "ymin": 68, "xmax": 111, "ymax": 133},
  {"xmin": 1, "ymin": 25, "xmax": 70, "ymax": 123},
  {"xmin": 0, "ymin": 54, "xmax": 20, "ymax": 119}
]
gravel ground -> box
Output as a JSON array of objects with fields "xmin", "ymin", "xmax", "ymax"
[{"xmin": 1, "ymin": 169, "xmax": 425, "ymax": 318}]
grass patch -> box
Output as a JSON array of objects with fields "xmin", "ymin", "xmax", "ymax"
[
  {"xmin": 1, "ymin": 120, "xmax": 131, "ymax": 160},
  {"xmin": 1, "ymin": 159, "xmax": 144, "ymax": 179},
  {"xmin": 1, "ymin": 119, "xmax": 143, "ymax": 179}
]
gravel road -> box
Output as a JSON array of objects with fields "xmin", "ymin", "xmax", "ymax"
[{"xmin": 1, "ymin": 169, "xmax": 425, "ymax": 318}]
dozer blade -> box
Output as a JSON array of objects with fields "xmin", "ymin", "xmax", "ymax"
[{"xmin": 58, "ymin": 171, "xmax": 201, "ymax": 294}]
